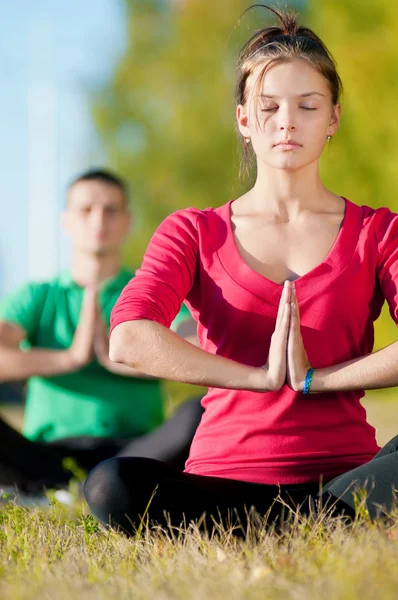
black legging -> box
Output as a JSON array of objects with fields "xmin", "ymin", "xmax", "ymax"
[
  {"xmin": 0, "ymin": 397, "xmax": 204, "ymax": 493},
  {"xmin": 84, "ymin": 435, "xmax": 398, "ymax": 536}
]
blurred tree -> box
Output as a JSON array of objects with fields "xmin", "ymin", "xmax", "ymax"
[
  {"xmin": 307, "ymin": 0, "xmax": 398, "ymax": 350},
  {"xmin": 93, "ymin": 0, "xmax": 245, "ymax": 261},
  {"xmin": 93, "ymin": 0, "xmax": 303, "ymax": 406},
  {"xmin": 93, "ymin": 0, "xmax": 302, "ymax": 260},
  {"xmin": 94, "ymin": 0, "xmax": 398, "ymax": 376}
]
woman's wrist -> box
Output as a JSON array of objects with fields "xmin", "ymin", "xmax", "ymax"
[
  {"xmin": 249, "ymin": 367, "xmax": 281, "ymax": 392},
  {"xmin": 305, "ymin": 367, "xmax": 327, "ymax": 393},
  {"xmin": 302, "ymin": 367, "xmax": 315, "ymax": 394}
]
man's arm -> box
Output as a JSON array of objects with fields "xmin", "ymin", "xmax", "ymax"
[
  {"xmin": 0, "ymin": 321, "xmax": 78, "ymax": 381},
  {"xmin": 0, "ymin": 287, "xmax": 98, "ymax": 382},
  {"xmin": 94, "ymin": 318, "xmax": 157, "ymax": 379}
]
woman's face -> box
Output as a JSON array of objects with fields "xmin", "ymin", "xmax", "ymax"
[{"xmin": 237, "ymin": 59, "xmax": 341, "ymax": 172}]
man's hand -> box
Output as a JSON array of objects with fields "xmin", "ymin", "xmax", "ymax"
[
  {"xmin": 94, "ymin": 316, "xmax": 111, "ymax": 367},
  {"xmin": 95, "ymin": 314, "xmax": 157, "ymax": 379},
  {"xmin": 68, "ymin": 287, "xmax": 97, "ymax": 369}
]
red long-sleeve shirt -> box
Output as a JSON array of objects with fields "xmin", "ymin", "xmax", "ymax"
[{"xmin": 111, "ymin": 198, "xmax": 398, "ymax": 484}]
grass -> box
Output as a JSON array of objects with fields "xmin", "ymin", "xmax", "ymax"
[
  {"xmin": 2, "ymin": 498, "xmax": 398, "ymax": 600},
  {"xmin": 1, "ymin": 390, "xmax": 398, "ymax": 600}
]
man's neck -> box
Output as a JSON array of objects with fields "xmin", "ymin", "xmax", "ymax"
[{"xmin": 70, "ymin": 251, "xmax": 122, "ymax": 287}]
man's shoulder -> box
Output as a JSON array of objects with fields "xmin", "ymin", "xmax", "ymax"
[
  {"xmin": 1, "ymin": 278, "xmax": 55, "ymax": 304},
  {"xmin": 112, "ymin": 268, "xmax": 135, "ymax": 289},
  {"xmin": 0, "ymin": 278, "xmax": 57, "ymax": 333}
]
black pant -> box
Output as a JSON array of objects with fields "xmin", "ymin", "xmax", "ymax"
[
  {"xmin": 0, "ymin": 397, "xmax": 204, "ymax": 493},
  {"xmin": 84, "ymin": 435, "xmax": 398, "ymax": 536}
]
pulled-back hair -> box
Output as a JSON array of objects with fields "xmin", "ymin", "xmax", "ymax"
[{"xmin": 236, "ymin": 5, "xmax": 342, "ymax": 174}]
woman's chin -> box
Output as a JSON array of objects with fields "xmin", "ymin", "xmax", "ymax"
[
  {"xmin": 273, "ymin": 159, "xmax": 305, "ymax": 172},
  {"xmin": 267, "ymin": 155, "xmax": 316, "ymax": 172}
]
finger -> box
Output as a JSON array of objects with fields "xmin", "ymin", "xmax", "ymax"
[
  {"xmin": 93, "ymin": 327, "xmax": 100, "ymax": 347},
  {"xmin": 290, "ymin": 297, "xmax": 299, "ymax": 337},
  {"xmin": 276, "ymin": 303, "xmax": 290, "ymax": 374},
  {"xmin": 292, "ymin": 285, "xmax": 300, "ymax": 320},
  {"xmin": 287, "ymin": 286, "xmax": 297, "ymax": 328},
  {"xmin": 269, "ymin": 298, "xmax": 288, "ymax": 356},
  {"xmin": 275, "ymin": 281, "xmax": 290, "ymax": 329},
  {"xmin": 96, "ymin": 313, "xmax": 106, "ymax": 328},
  {"xmin": 85, "ymin": 286, "xmax": 99, "ymax": 308},
  {"xmin": 288, "ymin": 297, "xmax": 302, "ymax": 369},
  {"xmin": 287, "ymin": 283, "xmax": 296, "ymax": 324},
  {"xmin": 287, "ymin": 307, "xmax": 297, "ymax": 372},
  {"xmin": 82, "ymin": 288, "xmax": 98, "ymax": 313},
  {"xmin": 286, "ymin": 280, "xmax": 292, "ymax": 304},
  {"xmin": 268, "ymin": 300, "xmax": 290, "ymax": 372},
  {"xmin": 275, "ymin": 282, "xmax": 287, "ymax": 327},
  {"xmin": 93, "ymin": 319, "xmax": 106, "ymax": 347},
  {"xmin": 78, "ymin": 293, "xmax": 99, "ymax": 343},
  {"xmin": 279, "ymin": 300, "xmax": 290, "ymax": 352},
  {"xmin": 84, "ymin": 283, "xmax": 98, "ymax": 296}
]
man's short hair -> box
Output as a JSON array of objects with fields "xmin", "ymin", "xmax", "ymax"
[{"xmin": 67, "ymin": 169, "xmax": 129, "ymax": 206}]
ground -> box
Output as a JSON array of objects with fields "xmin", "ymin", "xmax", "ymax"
[{"xmin": 1, "ymin": 390, "xmax": 397, "ymax": 600}]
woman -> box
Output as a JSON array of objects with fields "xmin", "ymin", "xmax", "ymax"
[{"xmin": 84, "ymin": 6, "xmax": 398, "ymax": 534}]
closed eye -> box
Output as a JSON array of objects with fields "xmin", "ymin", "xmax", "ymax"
[{"xmin": 261, "ymin": 107, "xmax": 317, "ymax": 112}]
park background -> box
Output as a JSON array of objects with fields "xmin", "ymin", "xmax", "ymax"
[
  {"xmin": 1, "ymin": 0, "xmax": 398, "ymax": 440},
  {"xmin": 3, "ymin": 3, "xmax": 398, "ymax": 600}
]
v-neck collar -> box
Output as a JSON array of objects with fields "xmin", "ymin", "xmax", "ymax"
[{"xmin": 214, "ymin": 197, "xmax": 363, "ymax": 306}]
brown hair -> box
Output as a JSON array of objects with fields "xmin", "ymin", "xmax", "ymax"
[
  {"xmin": 67, "ymin": 168, "xmax": 130, "ymax": 208},
  {"xmin": 236, "ymin": 5, "xmax": 342, "ymax": 176}
]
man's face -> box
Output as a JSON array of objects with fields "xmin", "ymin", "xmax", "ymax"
[{"xmin": 63, "ymin": 180, "xmax": 131, "ymax": 255}]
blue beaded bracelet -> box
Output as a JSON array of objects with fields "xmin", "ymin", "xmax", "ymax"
[{"xmin": 303, "ymin": 367, "xmax": 315, "ymax": 395}]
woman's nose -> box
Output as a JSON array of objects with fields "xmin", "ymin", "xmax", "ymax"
[{"xmin": 279, "ymin": 123, "xmax": 296, "ymax": 132}]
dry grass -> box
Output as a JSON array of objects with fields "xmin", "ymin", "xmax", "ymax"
[
  {"xmin": 1, "ymin": 390, "xmax": 398, "ymax": 600},
  {"xmin": 1, "ymin": 498, "xmax": 398, "ymax": 600}
]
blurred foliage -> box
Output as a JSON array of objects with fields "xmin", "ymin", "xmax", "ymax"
[
  {"xmin": 92, "ymin": 0, "xmax": 301, "ymax": 405},
  {"xmin": 93, "ymin": 0, "xmax": 263, "ymax": 261},
  {"xmin": 307, "ymin": 1, "xmax": 398, "ymax": 350},
  {"xmin": 93, "ymin": 0, "xmax": 398, "ymax": 404}
]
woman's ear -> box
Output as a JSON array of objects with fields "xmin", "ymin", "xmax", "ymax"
[
  {"xmin": 329, "ymin": 103, "xmax": 341, "ymax": 137},
  {"xmin": 236, "ymin": 104, "xmax": 251, "ymax": 139}
]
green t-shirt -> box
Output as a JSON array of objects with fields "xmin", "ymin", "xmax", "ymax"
[{"xmin": 0, "ymin": 269, "xmax": 191, "ymax": 442}]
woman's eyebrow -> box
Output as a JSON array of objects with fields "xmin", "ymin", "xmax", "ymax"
[
  {"xmin": 299, "ymin": 92, "xmax": 325, "ymax": 97},
  {"xmin": 259, "ymin": 92, "xmax": 325, "ymax": 98}
]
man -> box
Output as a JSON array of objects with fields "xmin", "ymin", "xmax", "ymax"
[{"xmin": 0, "ymin": 169, "xmax": 203, "ymax": 493}]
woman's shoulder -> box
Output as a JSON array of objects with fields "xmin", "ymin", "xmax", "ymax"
[
  {"xmin": 347, "ymin": 200, "xmax": 398, "ymax": 262},
  {"xmin": 161, "ymin": 201, "xmax": 231, "ymax": 231},
  {"xmin": 357, "ymin": 201, "xmax": 398, "ymax": 241},
  {"xmin": 168, "ymin": 201, "xmax": 230, "ymax": 218}
]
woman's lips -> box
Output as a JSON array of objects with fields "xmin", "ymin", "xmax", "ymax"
[{"xmin": 274, "ymin": 140, "xmax": 302, "ymax": 150}]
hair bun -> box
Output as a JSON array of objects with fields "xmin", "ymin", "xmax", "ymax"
[
  {"xmin": 278, "ymin": 9, "xmax": 298, "ymax": 36},
  {"xmin": 242, "ymin": 5, "xmax": 299, "ymax": 37}
]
